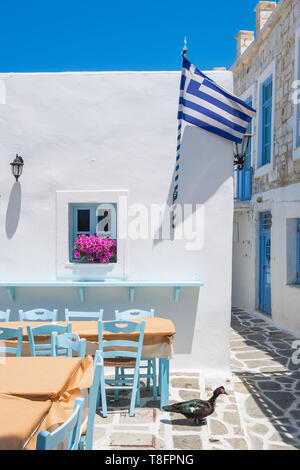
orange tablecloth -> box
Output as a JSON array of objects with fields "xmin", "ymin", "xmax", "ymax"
[
  {"xmin": 0, "ymin": 356, "xmax": 93, "ymax": 450},
  {"xmin": 0, "ymin": 395, "xmax": 52, "ymax": 450},
  {"xmin": 0, "ymin": 317, "xmax": 176, "ymax": 358},
  {"xmin": 0, "ymin": 317, "xmax": 175, "ymax": 344}
]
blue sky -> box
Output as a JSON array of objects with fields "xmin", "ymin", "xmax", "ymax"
[{"xmin": 0, "ymin": 0, "xmax": 259, "ymax": 72}]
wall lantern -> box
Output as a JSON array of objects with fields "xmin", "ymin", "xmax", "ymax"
[
  {"xmin": 234, "ymin": 132, "xmax": 252, "ymax": 170},
  {"xmin": 10, "ymin": 154, "xmax": 24, "ymax": 182}
]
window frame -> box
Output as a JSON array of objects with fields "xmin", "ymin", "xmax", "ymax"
[
  {"xmin": 56, "ymin": 189, "xmax": 128, "ymax": 280},
  {"xmin": 254, "ymin": 60, "xmax": 275, "ymax": 177},
  {"xmin": 70, "ymin": 203, "xmax": 117, "ymax": 263}
]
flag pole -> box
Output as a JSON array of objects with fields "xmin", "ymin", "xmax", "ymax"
[{"xmin": 172, "ymin": 37, "xmax": 187, "ymax": 229}]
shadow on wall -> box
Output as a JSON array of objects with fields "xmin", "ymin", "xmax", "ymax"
[
  {"xmin": 6, "ymin": 182, "xmax": 22, "ymax": 239},
  {"xmin": 153, "ymin": 125, "xmax": 233, "ymax": 245}
]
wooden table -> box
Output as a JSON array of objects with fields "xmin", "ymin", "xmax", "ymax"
[{"xmin": 0, "ymin": 356, "xmax": 93, "ymax": 449}]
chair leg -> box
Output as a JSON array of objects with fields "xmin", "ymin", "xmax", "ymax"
[
  {"xmin": 96, "ymin": 386, "xmax": 101, "ymax": 407},
  {"xmin": 79, "ymin": 435, "xmax": 85, "ymax": 450},
  {"xmin": 158, "ymin": 359, "xmax": 162, "ymax": 396},
  {"xmin": 146, "ymin": 360, "xmax": 151, "ymax": 390},
  {"xmin": 121, "ymin": 367, "xmax": 126, "ymax": 386},
  {"xmin": 152, "ymin": 359, "xmax": 157, "ymax": 400},
  {"xmin": 136, "ymin": 380, "xmax": 141, "ymax": 407},
  {"xmin": 100, "ymin": 371, "xmax": 107, "ymax": 418},
  {"xmin": 130, "ymin": 372, "xmax": 140, "ymax": 417},
  {"xmin": 160, "ymin": 358, "xmax": 169, "ymax": 409},
  {"xmin": 114, "ymin": 367, "xmax": 119, "ymax": 402}
]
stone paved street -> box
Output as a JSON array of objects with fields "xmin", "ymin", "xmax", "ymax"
[
  {"xmin": 93, "ymin": 309, "xmax": 300, "ymax": 450},
  {"xmin": 231, "ymin": 308, "xmax": 300, "ymax": 450}
]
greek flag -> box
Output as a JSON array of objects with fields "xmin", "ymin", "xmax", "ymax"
[{"xmin": 178, "ymin": 56, "xmax": 256, "ymax": 143}]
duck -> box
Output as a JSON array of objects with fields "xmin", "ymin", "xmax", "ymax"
[{"xmin": 163, "ymin": 386, "xmax": 228, "ymax": 425}]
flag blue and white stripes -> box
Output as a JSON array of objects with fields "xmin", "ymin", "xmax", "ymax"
[{"xmin": 178, "ymin": 56, "xmax": 256, "ymax": 144}]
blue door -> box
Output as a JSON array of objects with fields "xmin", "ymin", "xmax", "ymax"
[{"xmin": 259, "ymin": 212, "xmax": 272, "ymax": 314}]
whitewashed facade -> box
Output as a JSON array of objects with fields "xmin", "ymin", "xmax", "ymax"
[
  {"xmin": 0, "ymin": 69, "xmax": 234, "ymax": 383},
  {"xmin": 232, "ymin": 0, "xmax": 300, "ymax": 333}
]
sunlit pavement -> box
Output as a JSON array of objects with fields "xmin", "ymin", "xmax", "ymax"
[{"xmin": 92, "ymin": 309, "xmax": 300, "ymax": 450}]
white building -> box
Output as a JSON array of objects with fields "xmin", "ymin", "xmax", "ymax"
[
  {"xmin": 0, "ymin": 68, "xmax": 234, "ymax": 383},
  {"xmin": 232, "ymin": 0, "xmax": 300, "ymax": 333}
]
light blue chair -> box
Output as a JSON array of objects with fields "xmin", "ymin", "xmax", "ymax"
[
  {"xmin": 65, "ymin": 309, "xmax": 104, "ymax": 321},
  {"xmin": 79, "ymin": 350, "xmax": 105, "ymax": 450},
  {"xmin": 0, "ymin": 326, "xmax": 23, "ymax": 356},
  {"xmin": 27, "ymin": 323, "xmax": 72, "ymax": 356},
  {"xmin": 36, "ymin": 397, "xmax": 84, "ymax": 450},
  {"xmin": 19, "ymin": 308, "xmax": 58, "ymax": 322},
  {"xmin": 98, "ymin": 319, "xmax": 145, "ymax": 417},
  {"xmin": 51, "ymin": 332, "xmax": 86, "ymax": 358},
  {"xmin": 115, "ymin": 309, "xmax": 157, "ymax": 400},
  {"xmin": 0, "ymin": 310, "xmax": 11, "ymax": 322}
]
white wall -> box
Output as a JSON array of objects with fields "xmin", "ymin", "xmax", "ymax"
[
  {"xmin": 233, "ymin": 182, "xmax": 300, "ymax": 335},
  {"xmin": 232, "ymin": 209, "xmax": 256, "ymax": 310},
  {"xmin": 0, "ymin": 70, "xmax": 234, "ymax": 382}
]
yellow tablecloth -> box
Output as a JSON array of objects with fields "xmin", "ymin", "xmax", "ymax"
[
  {"xmin": 0, "ymin": 395, "xmax": 52, "ymax": 450},
  {"xmin": 0, "ymin": 317, "xmax": 176, "ymax": 358},
  {"xmin": 0, "ymin": 356, "xmax": 93, "ymax": 450}
]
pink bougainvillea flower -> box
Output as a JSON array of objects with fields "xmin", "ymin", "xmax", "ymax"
[{"xmin": 73, "ymin": 234, "xmax": 116, "ymax": 263}]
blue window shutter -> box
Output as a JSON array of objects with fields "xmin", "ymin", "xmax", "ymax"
[
  {"xmin": 235, "ymin": 96, "xmax": 253, "ymax": 201},
  {"xmin": 261, "ymin": 76, "xmax": 272, "ymax": 166},
  {"xmin": 297, "ymin": 219, "xmax": 300, "ymax": 285},
  {"xmin": 243, "ymin": 168, "xmax": 252, "ymax": 200},
  {"xmin": 70, "ymin": 204, "xmax": 97, "ymax": 261}
]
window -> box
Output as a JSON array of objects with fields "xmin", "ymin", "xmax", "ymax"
[
  {"xmin": 297, "ymin": 219, "xmax": 300, "ymax": 285},
  {"xmin": 286, "ymin": 218, "xmax": 300, "ymax": 286},
  {"xmin": 261, "ymin": 76, "xmax": 272, "ymax": 166},
  {"xmin": 70, "ymin": 203, "xmax": 117, "ymax": 262}
]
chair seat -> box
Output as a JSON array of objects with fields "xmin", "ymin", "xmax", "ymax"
[{"xmin": 104, "ymin": 357, "xmax": 136, "ymax": 368}]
